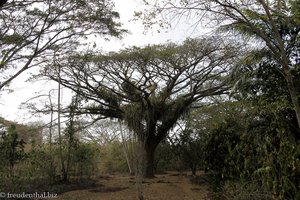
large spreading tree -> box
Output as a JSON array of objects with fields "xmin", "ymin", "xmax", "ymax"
[
  {"xmin": 45, "ymin": 37, "xmax": 238, "ymax": 177},
  {"xmin": 0, "ymin": 0, "xmax": 124, "ymax": 91}
]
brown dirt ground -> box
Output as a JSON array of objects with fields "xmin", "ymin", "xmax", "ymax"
[{"xmin": 50, "ymin": 171, "xmax": 210, "ymax": 200}]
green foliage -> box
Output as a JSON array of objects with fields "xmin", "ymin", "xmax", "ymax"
[
  {"xmin": 0, "ymin": 125, "xmax": 25, "ymax": 175},
  {"xmin": 1, "ymin": 34, "xmax": 25, "ymax": 45},
  {"xmin": 218, "ymin": 129, "xmax": 300, "ymax": 200},
  {"xmin": 72, "ymin": 143, "xmax": 100, "ymax": 179},
  {"xmin": 123, "ymin": 103, "xmax": 145, "ymax": 136},
  {"xmin": 0, "ymin": 123, "xmax": 100, "ymax": 192},
  {"xmin": 205, "ymin": 121, "xmax": 239, "ymax": 175},
  {"xmin": 22, "ymin": 142, "xmax": 55, "ymax": 185},
  {"xmin": 198, "ymin": 100, "xmax": 300, "ymax": 199},
  {"xmin": 0, "ymin": 125, "xmax": 29, "ymax": 192},
  {"xmin": 96, "ymin": 88, "xmax": 121, "ymax": 107},
  {"xmin": 171, "ymin": 128, "xmax": 204, "ymax": 175},
  {"xmin": 253, "ymin": 131, "xmax": 300, "ymax": 200},
  {"xmin": 0, "ymin": 0, "xmax": 125, "ymax": 90},
  {"xmin": 154, "ymin": 141, "xmax": 174, "ymax": 172},
  {"xmin": 98, "ymin": 141, "xmax": 128, "ymax": 174}
]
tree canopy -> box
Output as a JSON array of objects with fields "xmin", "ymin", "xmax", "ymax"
[
  {"xmin": 0, "ymin": 0, "xmax": 125, "ymax": 91},
  {"xmin": 138, "ymin": 0, "xmax": 300, "ymax": 130}
]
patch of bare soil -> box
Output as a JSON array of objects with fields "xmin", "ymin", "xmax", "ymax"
[{"xmin": 47, "ymin": 171, "xmax": 210, "ymax": 200}]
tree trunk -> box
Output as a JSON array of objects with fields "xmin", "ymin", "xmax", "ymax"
[
  {"xmin": 119, "ymin": 122, "xmax": 135, "ymax": 175},
  {"xmin": 57, "ymin": 68, "xmax": 66, "ymax": 183},
  {"xmin": 191, "ymin": 165, "xmax": 197, "ymax": 176},
  {"xmin": 285, "ymin": 71, "xmax": 300, "ymax": 132},
  {"xmin": 144, "ymin": 143, "xmax": 157, "ymax": 178}
]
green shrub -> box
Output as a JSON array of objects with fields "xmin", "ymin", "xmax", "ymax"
[{"xmin": 98, "ymin": 141, "xmax": 128, "ymax": 174}]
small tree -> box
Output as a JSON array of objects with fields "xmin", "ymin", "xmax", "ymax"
[
  {"xmin": 73, "ymin": 143, "xmax": 100, "ymax": 180},
  {"xmin": 0, "ymin": 125, "xmax": 25, "ymax": 176},
  {"xmin": 176, "ymin": 128, "xmax": 203, "ymax": 176}
]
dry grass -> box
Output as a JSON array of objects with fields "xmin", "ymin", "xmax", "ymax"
[{"xmin": 49, "ymin": 171, "xmax": 210, "ymax": 200}]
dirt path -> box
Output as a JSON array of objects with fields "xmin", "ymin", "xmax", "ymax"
[{"xmin": 50, "ymin": 172, "xmax": 210, "ymax": 200}]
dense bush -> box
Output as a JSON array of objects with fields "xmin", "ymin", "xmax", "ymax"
[
  {"xmin": 98, "ymin": 141, "xmax": 128, "ymax": 174},
  {"xmin": 154, "ymin": 141, "xmax": 174, "ymax": 173},
  {"xmin": 0, "ymin": 125, "xmax": 101, "ymax": 193},
  {"xmin": 198, "ymin": 101, "xmax": 300, "ymax": 199}
]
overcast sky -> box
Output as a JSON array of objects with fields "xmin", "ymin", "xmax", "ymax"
[{"xmin": 0, "ymin": 0, "xmax": 203, "ymax": 124}]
